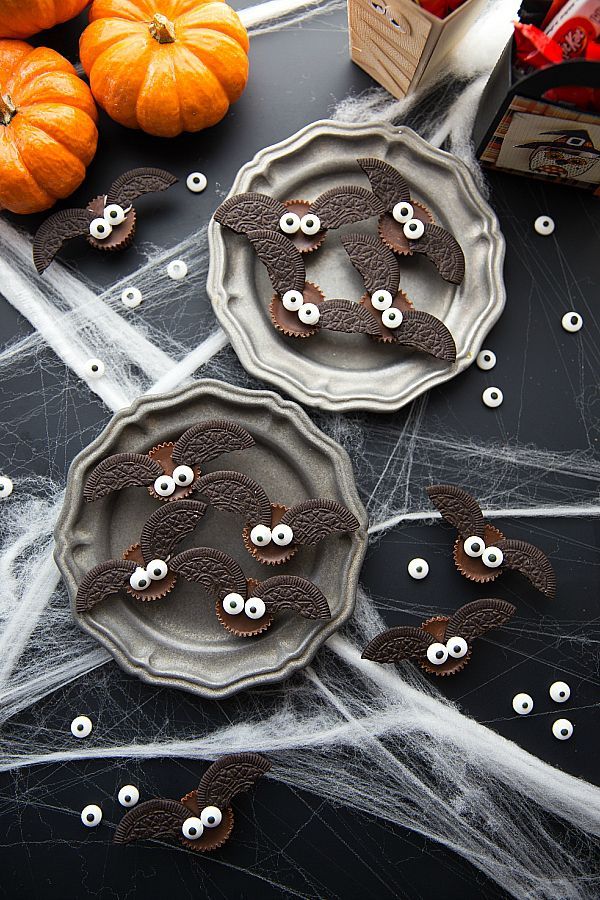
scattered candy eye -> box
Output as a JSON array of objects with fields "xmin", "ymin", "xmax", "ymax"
[
  {"xmin": 245, "ymin": 596, "xmax": 266, "ymax": 620},
  {"xmin": 129, "ymin": 567, "xmax": 150, "ymax": 591},
  {"xmin": 482, "ymin": 386, "xmax": 503, "ymax": 408},
  {"xmin": 300, "ymin": 213, "xmax": 321, "ymax": 236},
  {"xmin": 172, "ymin": 464, "xmax": 195, "ymax": 487},
  {"xmin": 426, "ymin": 642, "xmax": 448, "ymax": 666},
  {"xmin": 146, "ymin": 558, "xmax": 168, "ymax": 581},
  {"xmin": 381, "ymin": 308, "xmax": 402, "ymax": 329},
  {"xmin": 167, "ymin": 260, "xmax": 188, "ymax": 281},
  {"xmin": 279, "ymin": 212, "xmax": 301, "ymax": 234},
  {"xmin": 476, "ymin": 349, "xmax": 496, "ymax": 371},
  {"xmin": 85, "ymin": 358, "xmax": 105, "ymax": 379},
  {"xmin": 403, "ymin": 219, "xmax": 425, "ymax": 240},
  {"xmin": 0, "ymin": 476, "xmax": 13, "ymax": 499},
  {"xmin": 549, "ymin": 681, "xmax": 571, "ymax": 703},
  {"xmin": 89, "ymin": 217, "xmax": 112, "ymax": 240},
  {"xmin": 223, "ymin": 592, "xmax": 244, "ymax": 615},
  {"xmin": 534, "ymin": 215, "xmax": 554, "ymax": 236},
  {"xmin": 392, "ymin": 201, "xmax": 414, "ymax": 224},
  {"xmin": 186, "ymin": 171, "xmax": 207, "ymax": 193},
  {"xmin": 153, "ymin": 474, "xmax": 176, "ymax": 497},
  {"xmin": 371, "ymin": 289, "xmax": 393, "ymax": 311},
  {"xmin": 552, "ymin": 718, "xmax": 573, "ymax": 741},
  {"xmin": 446, "ymin": 636, "xmax": 468, "ymax": 659},
  {"xmin": 463, "ymin": 535, "xmax": 485, "ymax": 558},
  {"xmin": 298, "ymin": 303, "xmax": 320, "ymax": 325},
  {"xmin": 103, "ymin": 203, "xmax": 126, "ymax": 226},
  {"xmin": 281, "ymin": 289, "xmax": 304, "ymax": 312},
  {"xmin": 561, "ymin": 312, "xmax": 583, "ymax": 333},
  {"xmin": 118, "ymin": 785, "xmax": 139, "ymax": 808},
  {"xmin": 81, "ymin": 804, "xmax": 102, "ymax": 827},
  {"xmin": 70, "ymin": 715, "xmax": 93, "ymax": 739},
  {"xmin": 271, "ymin": 523, "xmax": 294, "ymax": 546},
  {"xmin": 181, "ymin": 816, "xmax": 204, "ymax": 840},
  {"xmin": 121, "ymin": 287, "xmax": 142, "ymax": 308},
  {"xmin": 512, "ymin": 693, "xmax": 533, "ymax": 715},
  {"xmin": 250, "ymin": 524, "xmax": 272, "ymax": 547},
  {"xmin": 482, "ymin": 546, "xmax": 503, "ymax": 569},
  {"xmin": 407, "ymin": 557, "xmax": 429, "ymax": 580},
  {"xmin": 200, "ymin": 806, "xmax": 222, "ymax": 828}
]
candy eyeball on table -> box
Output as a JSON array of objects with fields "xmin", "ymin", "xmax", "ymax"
[
  {"xmin": 512, "ymin": 692, "xmax": 533, "ymax": 715},
  {"xmin": 186, "ymin": 172, "xmax": 207, "ymax": 193},
  {"xmin": 482, "ymin": 387, "xmax": 503, "ymax": 409},
  {"xmin": 167, "ymin": 260, "xmax": 188, "ymax": 281},
  {"xmin": 70, "ymin": 715, "xmax": 93, "ymax": 739},
  {"xmin": 121, "ymin": 287, "xmax": 142, "ymax": 309},
  {"xmin": 118, "ymin": 785, "xmax": 140, "ymax": 808},
  {"xmin": 534, "ymin": 215, "xmax": 554, "ymax": 236},
  {"xmin": 0, "ymin": 476, "xmax": 13, "ymax": 499},
  {"xmin": 81, "ymin": 804, "xmax": 102, "ymax": 827},
  {"xmin": 552, "ymin": 719, "xmax": 573, "ymax": 741},
  {"xmin": 476, "ymin": 349, "xmax": 496, "ymax": 371},
  {"xmin": 408, "ymin": 558, "xmax": 429, "ymax": 580},
  {"xmin": 84, "ymin": 359, "xmax": 105, "ymax": 380},
  {"xmin": 562, "ymin": 312, "xmax": 583, "ymax": 333},
  {"xmin": 549, "ymin": 681, "xmax": 571, "ymax": 703}
]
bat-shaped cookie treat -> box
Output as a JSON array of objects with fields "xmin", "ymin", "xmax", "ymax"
[
  {"xmin": 362, "ymin": 598, "xmax": 516, "ymax": 676},
  {"xmin": 33, "ymin": 167, "xmax": 178, "ymax": 273},
  {"xmin": 195, "ymin": 470, "xmax": 360, "ymax": 565},
  {"xmin": 214, "ymin": 184, "xmax": 385, "ymax": 254},
  {"xmin": 84, "ymin": 420, "xmax": 255, "ymax": 504},
  {"xmin": 114, "ymin": 753, "xmax": 270, "ymax": 852},
  {"xmin": 357, "ymin": 157, "xmax": 465, "ymax": 285},
  {"xmin": 342, "ymin": 232, "xmax": 456, "ymax": 361},
  {"xmin": 75, "ymin": 500, "xmax": 207, "ymax": 612},
  {"xmin": 171, "ymin": 547, "xmax": 331, "ymax": 636},
  {"xmin": 427, "ymin": 484, "xmax": 556, "ymax": 598}
]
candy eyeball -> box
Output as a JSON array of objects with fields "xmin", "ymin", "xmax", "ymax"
[
  {"xmin": 407, "ymin": 558, "xmax": 429, "ymax": 580},
  {"xmin": 85, "ymin": 358, "xmax": 105, "ymax": 379},
  {"xmin": 172, "ymin": 464, "xmax": 195, "ymax": 487},
  {"xmin": 71, "ymin": 715, "xmax": 93, "ymax": 739},
  {"xmin": 182, "ymin": 817, "xmax": 204, "ymax": 840},
  {"xmin": 146, "ymin": 559, "xmax": 168, "ymax": 581},
  {"xmin": 103, "ymin": 203, "xmax": 126, "ymax": 226},
  {"xmin": 154, "ymin": 474, "xmax": 176, "ymax": 497},
  {"xmin": 512, "ymin": 692, "xmax": 533, "ymax": 715},
  {"xmin": 482, "ymin": 387, "xmax": 503, "ymax": 409},
  {"xmin": 129, "ymin": 567, "xmax": 150, "ymax": 591},
  {"xmin": 403, "ymin": 219, "xmax": 425, "ymax": 240},
  {"xmin": 200, "ymin": 806, "xmax": 222, "ymax": 828},
  {"xmin": 549, "ymin": 681, "xmax": 570, "ymax": 703},
  {"xmin": 271, "ymin": 523, "xmax": 294, "ymax": 547},
  {"xmin": 371, "ymin": 289, "xmax": 393, "ymax": 311},
  {"xmin": 250, "ymin": 524, "xmax": 272, "ymax": 547},
  {"xmin": 446, "ymin": 636, "xmax": 468, "ymax": 659},
  {"xmin": 298, "ymin": 303, "xmax": 320, "ymax": 325},
  {"xmin": 534, "ymin": 215, "xmax": 554, "ymax": 236},
  {"xmin": 482, "ymin": 546, "xmax": 503, "ymax": 569},
  {"xmin": 245, "ymin": 596, "xmax": 266, "ymax": 620},
  {"xmin": 300, "ymin": 213, "xmax": 321, "ymax": 236},
  {"xmin": 167, "ymin": 259, "xmax": 188, "ymax": 281},
  {"xmin": 392, "ymin": 201, "xmax": 414, "ymax": 224},
  {"xmin": 426, "ymin": 642, "xmax": 448, "ymax": 666},
  {"xmin": 562, "ymin": 312, "xmax": 583, "ymax": 333},
  {"xmin": 279, "ymin": 212, "xmax": 301, "ymax": 235},
  {"xmin": 121, "ymin": 287, "xmax": 142, "ymax": 309},
  {"xmin": 0, "ymin": 476, "xmax": 14, "ymax": 499},
  {"xmin": 89, "ymin": 217, "xmax": 112, "ymax": 240},
  {"xmin": 186, "ymin": 171, "xmax": 207, "ymax": 193},
  {"xmin": 223, "ymin": 592, "xmax": 244, "ymax": 615},
  {"xmin": 476, "ymin": 349, "xmax": 496, "ymax": 371},
  {"xmin": 381, "ymin": 308, "xmax": 402, "ymax": 329},
  {"xmin": 552, "ymin": 718, "xmax": 573, "ymax": 741},
  {"xmin": 463, "ymin": 535, "xmax": 485, "ymax": 558},
  {"xmin": 282, "ymin": 289, "xmax": 304, "ymax": 312},
  {"xmin": 118, "ymin": 785, "xmax": 139, "ymax": 808},
  {"xmin": 81, "ymin": 804, "xmax": 102, "ymax": 828}
]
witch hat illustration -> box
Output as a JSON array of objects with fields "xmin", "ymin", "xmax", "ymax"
[{"xmin": 516, "ymin": 129, "xmax": 600, "ymax": 179}]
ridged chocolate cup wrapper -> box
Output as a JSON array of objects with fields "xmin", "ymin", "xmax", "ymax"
[
  {"xmin": 215, "ymin": 596, "xmax": 273, "ymax": 637},
  {"xmin": 419, "ymin": 616, "xmax": 471, "ymax": 677},
  {"xmin": 180, "ymin": 791, "xmax": 235, "ymax": 852},
  {"xmin": 147, "ymin": 442, "xmax": 201, "ymax": 501},
  {"xmin": 242, "ymin": 504, "xmax": 298, "ymax": 565},
  {"xmin": 359, "ymin": 290, "xmax": 414, "ymax": 343},
  {"xmin": 379, "ymin": 202, "xmax": 434, "ymax": 256},
  {"xmin": 283, "ymin": 199, "xmax": 326, "ymax": 254},
  {"xmin": 86, "ymin": 195, "xmax": 136, "ymax": 252},
  {"xmin": 123, "ymin": 543, "xmax": 177, "ymax": 601},
  {"xmin": 270, "ymin": 282, "xmax": 325, "ymax": 338},
  {"xmin": 454, "ymin": 524, "xmax": 505, "ymax": 583}
]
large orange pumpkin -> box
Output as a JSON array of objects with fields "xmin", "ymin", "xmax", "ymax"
[
  {"xmin": 0, "ymin": 41, "xmax": 98, "ymax": 214},
  {"xmin": 80, "ymin": 0, "xmax": 250, "ymax": 138},
  {"xmin": 0, "ymin": 0, "xmax": 90, "ymax": 39}
]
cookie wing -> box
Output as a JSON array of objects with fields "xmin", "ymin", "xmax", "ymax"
[
  {"xmin": 281, "ymin": 499, "xmax": 359, "ymax": 545},
  {"xmin": 33, "ymin": 208, "xmax": 93, "ymax": 274},
  {"xmin": 106, "ymin": 167, "xmax": 178, "ymax": 206},
  {"xmin": 170, "ymin": 548, "xmax": 247, "ymax": 599},
  {"xmin": 310, "ymin": 186, "xmax": 385, "ymax": 230},
  {"xmin": 357, "ymin": 157, "xmax": 411, "ymax": 208},
  {"xmin": 426, "ymin": 485, "xmax": 485, "ymax": 539},
  {"xmin": 496, "ymin": 539, "xmax": 556, "ymax": 598},
  {"xmin": 362, "ymin": 626, "xmax": 434, "ymax": 663},
  {"xmin": 255, "ymin": 575, "xmax": 331, "ymax": 619},
  {"xmin": 195, "ymin": 470, "xmax": 272, "ymax": 526},
  {"xmin": 246, "ymin": 228, "xmax": 306, "ymax": 295},
  {"xmin": 341, "ymin": 232, "xmax": 400, "ymax": 296},
  {"xmin": 172, "ymin": 420, "xmax": 255, "ymax": 467},
  {"xmin": 392, "ymin": 310, "xmax": 456, "ymax": 362},
  {"xmin": 446, "ymin": 598, "xmax": 516, "ymax": 643},
  {"xmin": 318, "ymin": 299, "xmax": 381, "ymax": 335},
  {"xmin": 113, "ymin": 799, "xmax": 189, "ymax": 844},
  {"xmin": 75, "ymin": 559, "xmax": 136, "ymax": 613},
  {"xmin": 410, "ymin": 224, "xmax": 465, "ymax": 285},
  {"xmin": 83, "ymin": 453, "xmax": 163, "ymax": 502},
  {"xmin": 196, "ymin": 753, "xmax": 271, "ymax": 809},
  {"xmin": 140, "ymin": 499, "xmax": 207, "ymax": 562},
  {"xmin": 213, "ymin": 192, "xmax": 287, "ymax": 234}
]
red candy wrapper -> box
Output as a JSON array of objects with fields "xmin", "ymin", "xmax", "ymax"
[
  {"xmin": 514, "ymin": 21, "xmax": 564, "ymax": 66},
  {"xmin": 417, "ymin": 0, "xmax": 468, "ymax": 19}
]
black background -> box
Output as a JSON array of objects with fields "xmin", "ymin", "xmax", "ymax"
[{"xmin": 0, "ymin": 4, "xmax": 598, "ymax": 899}]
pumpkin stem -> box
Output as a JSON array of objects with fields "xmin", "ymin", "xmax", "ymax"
[
  {"xmin": 149, "ymin": 13, "xmax": 176, "ymax": 43},
  {"xmin": 0, "ymin": 93, "xmax": 17, "ymax": 126}
]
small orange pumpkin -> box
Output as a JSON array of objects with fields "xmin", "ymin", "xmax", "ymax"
[
  {"xmin": 80, "ymin": 0, "xmax": 250, "ymax": 138},
  {"xmin": 0, "ymin": 0, "xmax": 90, "ymax": 39},
  {"xmin": 0, "ymin": 41, "xmax": 98, "ymax": 214}
]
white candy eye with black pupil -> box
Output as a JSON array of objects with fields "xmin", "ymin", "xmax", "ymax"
[
  {"xmin": 182, "ymin": 817, "xmax": 204, "ymax": 840},
  {"xmin": 129, "ymin": 567, "xmax": 150, "ymax": 591},
  {"xmin": 392, "ymin": 201, "xmax": 414, "ymax": 224},
  {"xmin": 300, "ymin": 213, "xmax": 321, "ymax": 236},
  {"xmin": 223, "ymin": 592, "xmax": 244, "ymax": 615},
  {"xmin": 446, "ymin": 636, "xmax": 468, "ymax": 659},
  {"xmin": 154, "ymin": 474, "xmax": 176, "ymax": 497},
  {"xmin": 172, "ymin": 464, "xmax": 195, "ymax": 487},
  {"xmin": 512, "ymin": 692, "xmax": 533, "ymax": 715},
  {"xmin": 298, "ymin": 303, "xmax": 320, "ymax": 325},
  {"xmin": 552, "ymin": 718, "xmax": 573, "ymax": 741},
  {"xmin": 118, "ymin": 785, "xmax": 139, "ymax": 808},
  {"xmin": 381, "ymin": 308, "xmax": 402, "ymax": 329},
  {"xmin": 272, "ymin": 523, "xmax": 293, "ymax": 546},
  {"xmin": 549, "ymin": 681, "xmax": 570, "ymax": 703},
  {"xmin": 71, "ymin": 715, "xmax": 93, "ymax": 738},
  {"xmin": 146, "ymin": 559, "xmax": 168, "ymax": 581},
  {"xmin": 200, "ymin": 806, "xmax": 222, "ymax": 828},
  {"xmin": 279, "ymin": 212, "xmax": 300, "ymax": 234},
  {"xmin": 282, "ymin": 290, "xmax": 304, "ymax": 312},
  {"xmin": 371, "ymin": 289, "xmax": 393, "ymax": 311},
  {"xmin": 81, "ymin": 804, "xmax": 102, "ymax": 827},
  {"xmin": 250, "ymin": 524, "xmax": 272, "ymax": 547},
  {"xmin": 403, "ymin": 219, "xmax": 425, "ymax": 240},
  {"xmin": 89, "ymin": 217, "xmax": 112, "ymax": 240},
  {"xmin": 426, "ymin": 642, "xmax": 448, "ymax": 666},
  {"xmin": 482, "ymin": 546, "xmax": 503, "ymax": 569},
  {"xmin": 245, "ymin": 596, "xmax": 266, "ymax": 620},
  {"xmin": 104, "ymin": 203, "xmax": 126, "ymax": 225},
  {"xmin": 463, "ymin": 535, "xmax": 485, "ymax": 558}
]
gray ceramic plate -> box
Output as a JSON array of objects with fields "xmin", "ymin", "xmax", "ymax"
[
  {"xmin": 207, "ymin": 120, "xmax": 506, "ymax": 412},
  {"xmin": 54, "ymin": 380, "xmax": 367, "ymax": 698}
]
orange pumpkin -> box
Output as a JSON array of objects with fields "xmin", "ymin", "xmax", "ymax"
[
  {"xmin": 80, "ymin": 0, "xmax": 250, "ymax": 138},
  {"xmin": 0, "ymin": 0, "xmax": 90, "ymax": 39},
  {"xmin": 0, "ymin": 41, "xmax": 98, "ymax": 214}
]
